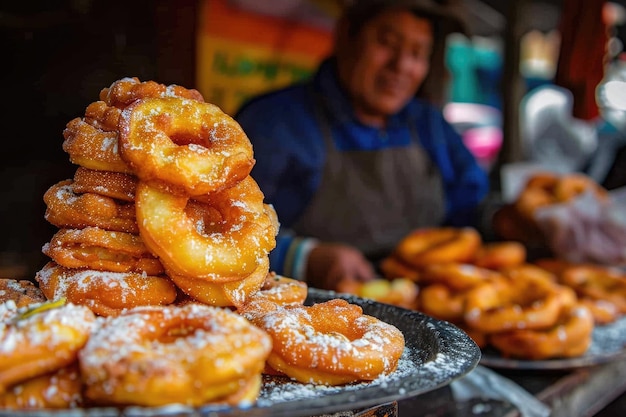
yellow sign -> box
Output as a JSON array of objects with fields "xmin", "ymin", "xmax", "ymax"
[{"xmin": 196, "ymin": 0, "xmax": 336, "ymax": 115}]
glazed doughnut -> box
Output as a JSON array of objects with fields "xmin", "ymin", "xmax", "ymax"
[
  {"xmin": 553, "ymin": 173, "xmax": 607, "ymax": 203},
  {"xmin": 0, "ymin": 279, "xmax": 46, "ymax": 308},
  {"xmin": 513, "ymin": 172, "xmax": 559, "ymax": 220},
  {"xmin": 421, "ymin": 263, "xmax": 499, "ymax": 291},
  {"xmin": 379, "ymin": 255, "xmax": 421, "ymax": 282},
  {"xmin": 395, "ymin": 227, "xmax": 482, "ymax": 268},
  {"xmin": 244, "ymin": 298, "xmax": 405, "ymax": 385},
  {"xmin": 248, "ymin": 272, "xmax": 308, "ymax": 306},
  {"xmin": 43, "ymin": 227, "xmax": 164, "ymax": 275},
  {"xmin": 35, "ymin": 262, "xmax": 177, "ymax": 317},
  {"xmin": 472, "ymin": 241, "xmax": 527, "ymax": 270},
  {"xmin": 464, "ymin": 273, "xmax": 568, "ymax": 333},
  {"xmin": 0, "ymin": 364, "xmax": 83, "ymax": 409},
  {"xmin": 62, "ymin": 117, "xmax": 133, "ymax": 173},
  {"xmin": 0, "ymin": 300, "xmax": 96, "ymax": 392},
  {"xmin": 419, "ymin": 284, "xmax": 466, "ymax": 322},
  {"xmin": 119, "ymin": 96, "xmax": 255, "ymax": 196},
  {"xmin": 99, "ymin": 77, "xmax": 204, "ymax": 109},
  {"xmin": 559, "ymin": 265, "xmax": 626, "ymax": 314},
  {"xmin": 169, "ymin": 257, "xmax": 270, "ymax": 308},
  {"xmin": 72, "ymin": 167, "xmax": 137, "ymax": 202},
  {"xmin": 78, "ymin": 304, "xmax": 272, "ymax": 407},
  {"xmin": 489, "ymin": 303, "xmax": 594, "ymax": 360},
  {"xmin": 136, "ymin": 177, "xmax": 277, "ymax": 281},
  {"xmin": 44, "ymin": 180, "xmax": 138, "ymax": 234},
  {"xmin": 578, "ymin": 298, "xmax": 621, "ymax": 325}
]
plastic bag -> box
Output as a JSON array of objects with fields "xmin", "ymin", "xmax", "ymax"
[{"xmin": 534, "ymin": 187, "xmax": 626, "ymax": 265}]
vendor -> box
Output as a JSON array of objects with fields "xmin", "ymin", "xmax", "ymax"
[{"xmin": 235, "ymin": 0, "xmax": 489, "ymax": 290}]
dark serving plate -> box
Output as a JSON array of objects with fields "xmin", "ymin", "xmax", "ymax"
[
  {"xmin": 480, "ymin": 315, "xmax": 626, "ymax": 370},
  {"xmin": 2, "ymin": 289, "xmax": 480, "ymax": 417}
]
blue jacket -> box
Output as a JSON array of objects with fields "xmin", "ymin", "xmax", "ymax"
[{"xmin": 235, "ymin": 58, "xmax": 489, "ymax": 277}]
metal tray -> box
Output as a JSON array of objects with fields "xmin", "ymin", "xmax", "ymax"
[
  {"xmin": 480, "ymin": 315, "xmax": 626, "ymax": 370},
  {"xmin": 2, "ymin": 288, "xmax": 480, "ymax": 416}
]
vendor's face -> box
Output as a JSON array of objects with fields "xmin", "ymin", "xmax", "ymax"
[{"xmin": 338, "ymin": 9, "xmax": 434, "ymax": 126}]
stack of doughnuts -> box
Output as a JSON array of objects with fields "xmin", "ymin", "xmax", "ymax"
[
  {"xmin": 0, "ymin": 77, "xmax": 407, "ymax": 410},
  {"xmin": 36, "ymin": 77, "xmax": 279, "ymax": 313}
]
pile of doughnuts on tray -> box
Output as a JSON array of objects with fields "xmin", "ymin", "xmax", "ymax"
[
  {"xmin": 0, "ymin": 78, "xmax": 405, "ymax": 410},
  {"xmin": 339, "ymin": 226, "xmax": 626, "ymax": 361}
]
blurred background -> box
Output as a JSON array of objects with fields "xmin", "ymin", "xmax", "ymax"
[{"xmin": 1, "ymin": 0, "xmax": 625, "ymax": 279}]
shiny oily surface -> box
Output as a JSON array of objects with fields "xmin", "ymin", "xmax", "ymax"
[
  {"xmin": 481, "ymin": 314, "xmax": 626, "ymax": 370},
  {"xmin": 0, "ymin": 289, "xmax": 480, "ymax": 417}
]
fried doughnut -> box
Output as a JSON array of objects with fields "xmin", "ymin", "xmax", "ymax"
[
  {"xmin": 119, "ymin": 96, "xmax": 255, "ymax": 195},
  {"xmin": 0, "ymin": 364, "xmax": 83, "ymax": 409},
  {"xmin": 248, "ymin": 272, "xmax": 308, "ymax": 306},
  {"xmin": 489, "ymin": 303, "xmax": 594, "ymax": 360},
  {"xmin": 559, "ymin": 265, "xmax": 626, "ymax": 314},
  {"xmin": 419, "ymin": 284, "xmax": 466, "ymax": 322},
  {"xmin": 514, "ymin": 172, "xmax": 559, "ymax": 220},
  {"xmin": 421, "ymin": 263, "xmax": 499, "ymax": 290},
  {"xmin": 44, "ymin": 180, "xmax": 138, "ymax": 234},
  {"xmin": 78, "ymin": 304, "xmax": 272, "ymax": 407},
  {"xmin": 0, "ymin": 279, "xmax": 46, "ymax": 308},
  {"xmin": 72, "ymin": 167, "xmax": 137, "ymax": 202},
  {"xmin": 43, "ymin": 227, "xmax": 164, "ymax": 275},
  {"xmin": 169, "ymin": 257, "xmax": 270, "ymax": 308},
  {"xmin": 35, "ymin": 262, "xmax": 177, "ymax": 317},
  {"xmin": 553, "ymin": 173, "xmax": 607, "ymax": 203},
  {"xmin": 379, "ymin": 255, "xmax": 421, "ymax": 282},
  {"xmin": 578, "ymin": 298, "xmax": 621, "ymax": 325},
  {"xmin": 99, "ymin": 77, "xmax": 204, "ymax": 109},
  {"xmin": 395, "ymin": 227, "xmax": 481, "ymax": 268},
  {"xmin": 136, "ymin": 177, "xmax": 277, "ymax": 281},
  {"xmin": 464, "ymin": 273, "xmax": 568, "ymax": 333},
  {"xmin": 244, "ymin": 298, "xmax": 405, "ymax": 385},
  {"xmin": 0, "ymin": 300, "xmax": 96, "ymax": 392},
  {"xmin": 472, "ymin": 241, "xmax": 527, "ymax": 270},
  {"xmin": 62, "ymin": 117, "xmax": 133, "ymax": 173}
]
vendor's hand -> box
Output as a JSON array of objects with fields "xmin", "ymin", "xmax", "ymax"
[{"xmin": 305, "ymin": 243, "xmax": 376, "ymax": 291}]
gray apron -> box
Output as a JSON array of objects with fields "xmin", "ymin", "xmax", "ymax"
[{"xmin": 291, "ymin": 99, "xmax": 446, "ymax": 263}]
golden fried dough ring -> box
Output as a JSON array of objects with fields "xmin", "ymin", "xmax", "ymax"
[
  {"xmin": 244, "ymin": 298, "xmax": 405, "ymax": 385},
  {"xmin": 78, "ymin": 304, "xmax": 272, "ymax": 407},
  {"xmin": 99, "ymin": 77, "xmax": 204, "ymax": 108},
  {"xmin": 489, "ymin": 303, "xmax": 594, "ymax": 360},
  {"xmin": 44, "ymin": 180, "xmax": 138, "ymax": 234},
  {"xmin": 0, "ymin": 300, "xmax": 96, "ymax": 392},
  {"xmin": 464, "ymin": 273, "xmax": 567, "ymax": 333},
  {"xmin": 249, "ymin": 272, "xmax": 309, "ymax": 306},
  {"xmin": 0, "ymin": 364, "xmax": 83, "ymax": 409},
  {"xmin": 395, "ymin": 227, "xmax": 481, "ymax": 268},
  {"xmin": 560, "ymin": 265, "xmax": 626, "ymax": 314},
  {"xmin": 136, "ymin": 177, "xmax": 277, "ymax": 281},
  {"xmin": 43, "ymin": 227, "xmax": 164, "ymax": 275},
  {"xmin": 62, "ymin": 117, "xmax": 133, "ymax": 173},
  {"xmin": 35, "ymin": 262, "xmax": 177, "ymax": 317},
  {"xmin": 379, "ymin": 255, "xmax": 421, "ymax": 281},
  {"xmin": 169, "ymin": 257, "xmax": 270, "ymax": 308},
  {"xmin": 421, "ymin": 263, "xmax": 499, "ymax": 291},
  {"xmin": 119, "ymin": 96, "xmax": 255, "ymax": 195},
  {"xmin": 0, "ymin": 279, "xmax": 46, "ymax": 308},
  {"xmin": 72, "ymin": 167, "xmax": 137, "ymax": 202},
  {"xmin": 472, "ymin": 241, "xmax": 527, "ymax": 270}
]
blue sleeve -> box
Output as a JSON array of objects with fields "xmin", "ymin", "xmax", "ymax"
[
  {"xmin": 235, "ymin": 89, "xmax": 324, "ymax": 276},
  {"xmin": 418, "ymin": 107, "xmax": 490, "ymax": 227}
]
